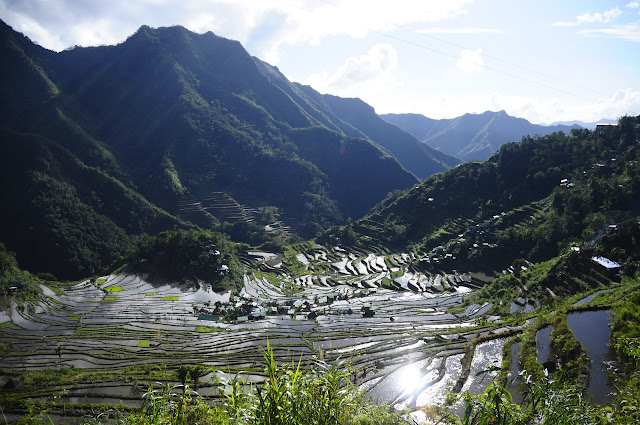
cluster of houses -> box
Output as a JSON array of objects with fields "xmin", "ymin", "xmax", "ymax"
[
  {"xmin": 202, "ymin": 241, "xmax": 229, "ymax": 275},
  {"xmin": 419, "ymin": 214, "xmax": 503, "ymax": 266},
  {"xmin": 196, "ymin": 291, "xmax": 354, "ymax": 324}
]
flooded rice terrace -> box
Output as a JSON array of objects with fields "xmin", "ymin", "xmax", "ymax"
[{"xmin": 0, "ymin": 245, "xmax": 523, "ymax": 419}]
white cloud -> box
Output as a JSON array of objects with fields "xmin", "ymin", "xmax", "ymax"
[
  {"xmin": 304, "ymin": 43, "xmax": 402, "ymax": 100},
  {"xmin": 481, "ymin": 89, "xmax": 640, "ymax": 124},
  {"xmin": 580, "ymin": 24, "xmax": 640, "ymax": 42},
  {"xmin": 0, "ymin": 0, "xmax": 474, "ymax": 60},
  {"xmin": 15, "ymin": 19, "xmax": 67, "ymax": 51},
  {"xmin": 579, "ymin": 7, "xmax": 623, "ymax": 24},
  {"xmin": 415, "ymin": 27, "xmax": 501, "ymax": 34},
  {"xmin": 456, "ymin": 48, "xmax": 484, "ymax": 72},
  {"xmin": 553, "ymin": 7, "xmax": 623, "ymax": 27},
  {"xmin": 626, "ymin": 1, "xmax": 639, "ymax": 8},
  {"xmin": 68, "ymin": 19, "xmax": 126, "ymax": 48}
]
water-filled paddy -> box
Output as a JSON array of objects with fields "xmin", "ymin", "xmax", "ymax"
[
  {"xmin": 0, "ymin": 246, "xmax": 556, "ymax": 421},
  {"xmin": 566, "ymin": 309, "xmax": 616, "ymax": 403},
  {"xmin": 536, "ymin": 325, "xmax": 552, "ymax": 365}
]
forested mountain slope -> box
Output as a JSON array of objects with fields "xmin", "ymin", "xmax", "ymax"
[
  {"xmin": 0, "ymin": 20, "xmax": 418, "ymax": 278},
  {"xmin": 340, "ymin": 116, "xmax": 640, "ymax": 272},
  {"xmin": 253, "ymin": 59, "xmax": 461, "ymax": 179}
]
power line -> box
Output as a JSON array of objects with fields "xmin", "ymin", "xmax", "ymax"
[
  {"xmin": 301, "ymin": 0, "xmax": 639, "ymax": 117},
  {"xmin": 399, "ymin": 26, "xmax": 614, "ymax": 100},
  {"xmin": 370, "ymin": 29, "xmax": 599, "ymax": 103}
]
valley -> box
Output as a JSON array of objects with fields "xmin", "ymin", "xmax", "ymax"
[
  {"xmin": 0, "ymin": 239, "xmax": 632, "ymax": 423},
  {"xmin": 1, "ymin": 16, "xmax": 640, "ymax": 425}
]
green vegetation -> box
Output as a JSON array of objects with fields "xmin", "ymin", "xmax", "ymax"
[
  {"xmin": 442, "ymin": 278, "xmax": 640, "ymax": 424},
  {"xmin": 132, "ymin": 229, "xmax": 243, "ymax": 292},
  {"xmin": 350, "ymin": 116, "xmax": 640, "ymax": 270},
  {"xmin": 0, "ymin": 20, "xmax": 424, "ymax": 283},
  {"xmin": 453, "ymin": 369, "xmax": 610, "ymax": 425},
  {"xmin": 0, "ymin": 322, "xmax": 19, "ymax": 329},
  {"xmin": 162, "ymin": 297, "xmax": 179, "ymax": 301},
  {"xmin": 82, "ymin": 342, "xmax": 406, "ymax": 425},
  {"xmin": 0, "ymin": 243, "xmax": 39, "ymax": 299},
  {"xmin": 196, "ymin": 326, "xmax": 224, "ymax": 333},
  {"xmin": 3, "ymin": 18, "xmax": 640, "ymax": 425},
  {"xmin": 106, "ymin": 286, "xmax": 123, "ymax": 292}
]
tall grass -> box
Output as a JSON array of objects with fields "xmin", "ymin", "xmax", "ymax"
[
  {"xmin": 81, "ymin": 341, "xmax": 407, "ymax": 425},
  {"xmin": 453, "ymin": 369, "xmax": 620, "ymax": 425}
]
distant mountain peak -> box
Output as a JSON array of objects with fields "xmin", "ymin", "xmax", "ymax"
[{"xmin": 382, "ymin": 111, "xmax": 580, "ymax": 162}]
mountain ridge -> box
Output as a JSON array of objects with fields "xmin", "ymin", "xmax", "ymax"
[
  {"xmin": 0, "ymin": 21, "xmax": 420, "ymax": 278},
  {"xmin": 382, "ymin": 110, "xmax": 580, "ymax": 162},
  {"xmin": 253, "ymin": 59, "xmax": 461, "ymax": 179}
]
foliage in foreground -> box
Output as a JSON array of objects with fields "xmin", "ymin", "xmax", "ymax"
[
  {"xmin": 452, "ymin": 366, "xmax": 639, "ymax": 425},
  {"xmin": 451, "ymin": 285, "xmax": 640, "ymax": 425},
  {"xmin": 79, "ymin": 342, "xmax": 406, "ymax": 425}
]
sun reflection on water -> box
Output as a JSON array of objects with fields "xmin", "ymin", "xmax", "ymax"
[{"xmin": 398, "ymin": 363, "xmax": 423, "ymax": 396}]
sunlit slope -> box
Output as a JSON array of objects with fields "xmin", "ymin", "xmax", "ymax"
[
  {"xmin": 350, "ymin": 117, "xmax": 640, "ymax": 269},
  {"xmin": 383, "ymin": 110, "xmax": 580, "ymax": 162},
  {"xmin": 41, "ymin": 24, "xmax": 418, "ymax": 225}
]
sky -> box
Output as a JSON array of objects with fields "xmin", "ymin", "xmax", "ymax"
[{"xmin": 1, "ymin": 0, "xmax": 639, "ymax": 124}]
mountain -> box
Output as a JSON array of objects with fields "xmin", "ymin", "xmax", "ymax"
[
  {"xmin": 0, "ymin": 20, "xmax": 420, "ymax": 278},
  {"xmin": 253, "ymin": 59, "xmax": 461, "ymax": 179},
  {"xmin": 548, "ymin": 118, "xmax": 616, "ymax": 130},
  {"xmin": 382, "ymin": 110, "xmax": 580, "ymax": 162},
  {"xmin": 343, "ymin": 115, "xmax": 640, "ymax": 272}
]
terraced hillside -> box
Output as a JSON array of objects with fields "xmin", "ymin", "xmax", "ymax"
[
  {"xmin": 0, "ymin": 243, "xmax": 511, "ymax": 419},
  {"xmin": 2, "ymin": 234, "xmax": 627, "ymax": 424},
  {"xmin": 350, "ymin": 117, "xmax": 640, "ymax": 273}
]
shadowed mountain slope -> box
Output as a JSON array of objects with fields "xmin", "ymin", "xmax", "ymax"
[
  {"xmin": 0, "ymin": 20, "xmax": 422, "ymax": 277},
  {"xmin": 253, "ymin": 59, "xmax": 461, "ymax": 179}
]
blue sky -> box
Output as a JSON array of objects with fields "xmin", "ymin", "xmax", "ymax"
[{"xmin": 1, "ymin": 0, "xmax": 639, "ymax": 123}]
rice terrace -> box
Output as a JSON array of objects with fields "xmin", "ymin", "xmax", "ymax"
[
  {"xmin": 1, "ymin": 235, "xmax": 632, "ymax": 423},
  {"xmin": 1, "ymin": 242, "xmax": 498, "ymax": 419},
  {"xmin": 2, "ymin": 4, "xmax": 640, "ymax": 423}
]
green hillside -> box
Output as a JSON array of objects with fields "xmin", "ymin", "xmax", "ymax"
[
  {"xmin": 253, "ymin": 59, "xmax": 460, "ymax": 180},
  {"xmin": 0, "ymin": 21, "xmax": 421, "ymax": 278},
  {"xmin": 344, "ymin": 116, "xmax": 640, "ymax": 272}
]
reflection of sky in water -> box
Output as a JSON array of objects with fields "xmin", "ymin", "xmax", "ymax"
[
  {"xmin": 369, "ymin": 359, "xmax": 429, "ymax": 402},
  {"xmin": 461, "ymin": 339, "xmax": 504, "ymax": 395},
  {"xmin": 416, "ymin": 354, "xmax": 463, "ymax": 407},
  {"xmin": 566, "ymin": 310, "xmax": 615, "ymax": 404}
]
